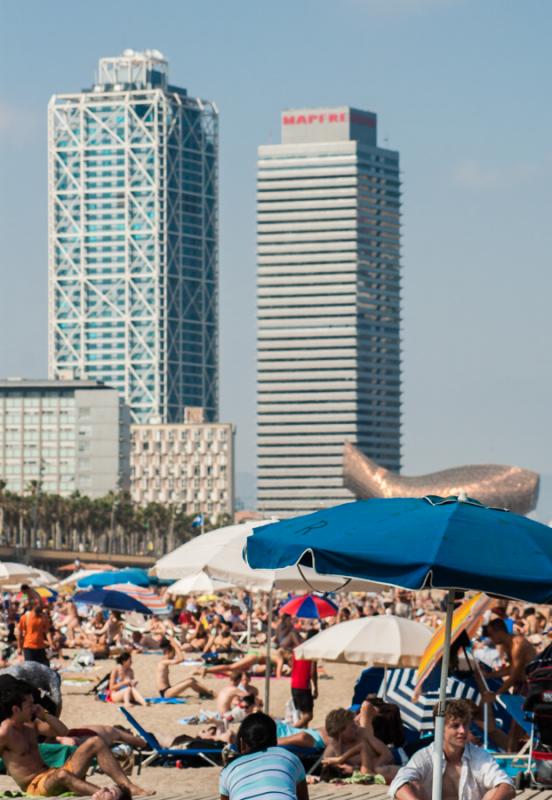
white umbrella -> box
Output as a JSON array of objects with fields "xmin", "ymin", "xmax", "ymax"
[
  {"xmin": 56, "ymin": 569, "xmax": 109, "ymax": 588},
  {"xmin": 153, "ymin": 520, "xmax": 383, "ymax": 593},
  {"xmin": 167, "ymin": 572, "xmax": 235, "ymax": 596},
  {"xmin": 0, "ymin": 563, "xmax": 42, "ymax": 586},
  {"xmin": 27, "ymin": 569, "xmax": 58, "ymax": 586},
  {"xmin": 294, "ymin": 615, "xmax": 433, "ymax": 667}
]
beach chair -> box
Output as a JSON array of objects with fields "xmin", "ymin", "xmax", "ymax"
[
  {"xmin": 86, "ymin": 671, "xmax": 111, "ymax": 696},
  {"xmin": 118, "ymin": 707, "xmax": 223, "ymax": 770}
]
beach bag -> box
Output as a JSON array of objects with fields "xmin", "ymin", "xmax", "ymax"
[{"xmin": 75, "ymin": 650, "xmax": 95, "ymax": 668}]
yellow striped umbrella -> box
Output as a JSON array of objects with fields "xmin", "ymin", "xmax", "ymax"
[
  {"xmin": 16, "ymin": 586, "xmax": 58, "ymax": 602},
  {"xmin": 415, "ymin": 592, "xmax": 493, "ymax": 692}
]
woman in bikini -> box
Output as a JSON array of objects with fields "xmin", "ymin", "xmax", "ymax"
[{"xmin": 108, "ymin": 652, "xmax": 148, "ymax": 708}]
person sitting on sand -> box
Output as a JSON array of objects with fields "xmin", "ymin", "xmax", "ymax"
[
  {"xmin": 156, "ymin": 637, "xmax": 214, "ymax": 699},
  {"xmin": 204, "ymin": 621, "xmax": 237, "ymax": 654},
  {"xmin": 389, "ymin": 699, "xmax": 514, "ymax": 800},
  {"xmin": 322, "ymin": 702, "xmax": 397, "ymax": 782},
  {"xmin": 216, "ymin": 672, "xmax": 251, "ymax": 715},
  {"xmin": 182, "ymin": 624, "xmax": 209, "ymax": 652},
  {"xmin": 105, "ymin": 611, "xmax": 125, "ymax": 648},
  {"xmin": 108, "ymin": 652, "xmax": 148, "ymax": 708},
  {"xmin": 0, "ymin": 678, "xmax": 149, "ymax": 798},
  {"xmin": 63, "ymin": 600, "xmax": 82, "ymax": 647},
  {"xmin": 219, "ymin": 712, "xmax": 309, "ymax": 800}
]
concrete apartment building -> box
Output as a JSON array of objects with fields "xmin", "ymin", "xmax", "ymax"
[
  {"xmin": 0, "ymin": 379, "xmax": 130, "ymax": 497},
  {"xmin": 131, "ymin": 411, "xmax": 234, "ymax": 519},
  {"xmin": 48, "ymin": 50, "xmax": 219, "ymax": 425},
  {"xmin": 257, "ymin": 107, "xmax": 402, "ymax": 517}
]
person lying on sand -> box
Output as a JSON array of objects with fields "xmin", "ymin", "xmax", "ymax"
[
  {"xmin": 0, "ymin": 678, "xmax": 151, "ymax": 797},
  {"xmin": 156, "ymin": 637, "xmax": 214, "ymax": 699},
  {"xmin": 198, "ymin": 648, "xmax": 291, "ymax": 679}
]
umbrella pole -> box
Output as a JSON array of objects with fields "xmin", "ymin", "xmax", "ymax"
[
  {"xmin": 264, "ymin": 590, "xmax": 273, "ymax": 714},
  {"xmin": 246, "ymin": 592, "xmax": 252, "ymax": 650},
  {"xmin": 431, "ymin": 588, "xmax": 455, "ymax": 800},
  {"xmin": 383, "ymin": 665, "xmax": 387, "ymax": 701}
]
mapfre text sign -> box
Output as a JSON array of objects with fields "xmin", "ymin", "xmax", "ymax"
[{"xmin": 280, "ymin": 107, "xmax": 377, "ymax": 146}]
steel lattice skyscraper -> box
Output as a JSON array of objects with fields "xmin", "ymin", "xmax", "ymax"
[
  {"xmin": 257, "ymin": 107, "xmax": 402, "ymax": 517},
  {"xmin": 48, "ymin": 50, "xmax": 218, "ymax": 424}
]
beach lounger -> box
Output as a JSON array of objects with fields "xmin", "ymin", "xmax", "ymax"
[
  {"xmin": 86, "ymin": 671, "xmax": 111, "ymax": 696},
  {"xmin": 118, "ymin": 707, "xmax": 223, "ymax": 770}
]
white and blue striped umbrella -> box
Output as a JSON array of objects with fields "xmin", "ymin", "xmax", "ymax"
[{"xmin": 380, "ymin": 668, "xmax": 480, "ymax": 731}]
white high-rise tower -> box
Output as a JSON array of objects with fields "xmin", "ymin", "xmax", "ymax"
[
  {"xmin": 48, "ymin": 50, "xmax": 218, "ymax": 424},
  {"xmin": 257, "ymin": 107, "xmax": 402, "ymax": 517}
]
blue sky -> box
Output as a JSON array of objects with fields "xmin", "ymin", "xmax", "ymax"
[{"xmin": 0, "ymin": 0, "xmax": 550, "ymax": 518}]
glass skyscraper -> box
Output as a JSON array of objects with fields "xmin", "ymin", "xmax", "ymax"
[
  {"xmin": 48, "ymin": 50, "xmax": 218, "ymax": 424},
  {"xmin": 257, "ymin": 106, "xmax": 402, "ymax": 517}
]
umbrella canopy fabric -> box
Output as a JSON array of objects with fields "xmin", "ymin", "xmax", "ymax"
[
  {"xmin": 57, "ymin": 569, "xmax": 108, "ymax": 588},
  {"xmin": 294, "ymin": 615, "xmax": 433, "ymax": 666},
  {"xmin": 153, "ymin": 520, "xmax": 383, "ymax": 593},
  {"xmin": 167, "ymin": 572, "xmax": 235, "ymax": 596},
  {"xmin": 26, "ymin": 569, "xmax": 58, "ymax": 586},
  {"xmin": 245, "ymin": 495, "xmax": 552, "ymax": 603},
  {"xmin": 279, "ymin": 594, "xmax": 338, "ymax": 620},
  {"xmin": 73, "ymin": 587, "xmax": 156, "ymax": 615},
  {"xmin": 0, "ymin": 563, "xmax": 41, "ymax": 586},
  {"xmin": 77, "ymin": 568, "xmax": 150, "ymax": 589},
  {"xmin": 105, "ymin": 583, "xmax": 170, "ymax": 615},
  {"xmin": 415, "ymin": 592, "xmax": 493, "ymax": 690}
]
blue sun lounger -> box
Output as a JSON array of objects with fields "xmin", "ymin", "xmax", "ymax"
[{"xmin": 119, "ymin": 707, "xmax": 223, "ymax": 770}]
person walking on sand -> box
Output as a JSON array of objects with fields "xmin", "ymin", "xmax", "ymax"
[{"xmin": 0, "ymin": 679, "xmax": 150, "ymax": 797}]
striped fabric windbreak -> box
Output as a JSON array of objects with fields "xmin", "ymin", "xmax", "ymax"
[{"xmin": 381, "ymin": 668, "xmax": 480, "ymax": 731}]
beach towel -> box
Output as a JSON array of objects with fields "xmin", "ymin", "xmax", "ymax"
[
  {"xmin": 0, "ymin": 744, "xmax": 76, "ymax": 774},
  {"xmin": 97, "ymin": 691, "xmax": 187, "ymax": 704}
]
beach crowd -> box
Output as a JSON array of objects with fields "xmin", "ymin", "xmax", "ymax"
[{"xmin": 0, "ymin": 578, "xmax": 549, "ymax": 799}]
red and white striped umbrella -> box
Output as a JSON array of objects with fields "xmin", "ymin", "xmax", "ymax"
[{"xmin": 105, "ymin": 583, "xmax": 170, "ymax": 616}]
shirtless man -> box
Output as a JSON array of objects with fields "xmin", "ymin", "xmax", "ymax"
[
  {"xmin": 322, "ymin": 702, "xmax": 396, "ymax": 781},
  {"xmin": 216, "ymin": 672, "xmax": 250, "ymax": 715},
  {"xmin": 0, "ymin": 679, "xmax": 150, "ymax": 797},
  {"xmin": 156, "ymin": 637, "xmax": 213, "ymax": 699},
  {"xmin": 199, "ymin": 648, "xmax": 289, "ymax": 679},
  {"xmin": 390, "ymin": 699, "xmax": 514, "ymax": 800},
  {"xmin": 485, "ymin": 617, "xmax": 537, "ymax": 695}
]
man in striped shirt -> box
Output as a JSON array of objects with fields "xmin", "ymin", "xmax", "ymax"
[{"xmin": 219, "ymin": 713, "xmax": 309, "ymax": 800}]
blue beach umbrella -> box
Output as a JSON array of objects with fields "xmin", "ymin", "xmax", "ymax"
[
  {"xmin": 77, "ymin": 568, "xmax": 150, "ymax": 589},
  {"xmin": 245, "ymin": 495, "xmax": 552, "ymax": 799},
  {"xmin": 73, "ymin": 587, "xmax": 155, "ymax": 615}
]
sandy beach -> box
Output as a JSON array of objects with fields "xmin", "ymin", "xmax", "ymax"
[{"xmin": 0, "ymin": 653, "xmax": 362, "ymax": 798}]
